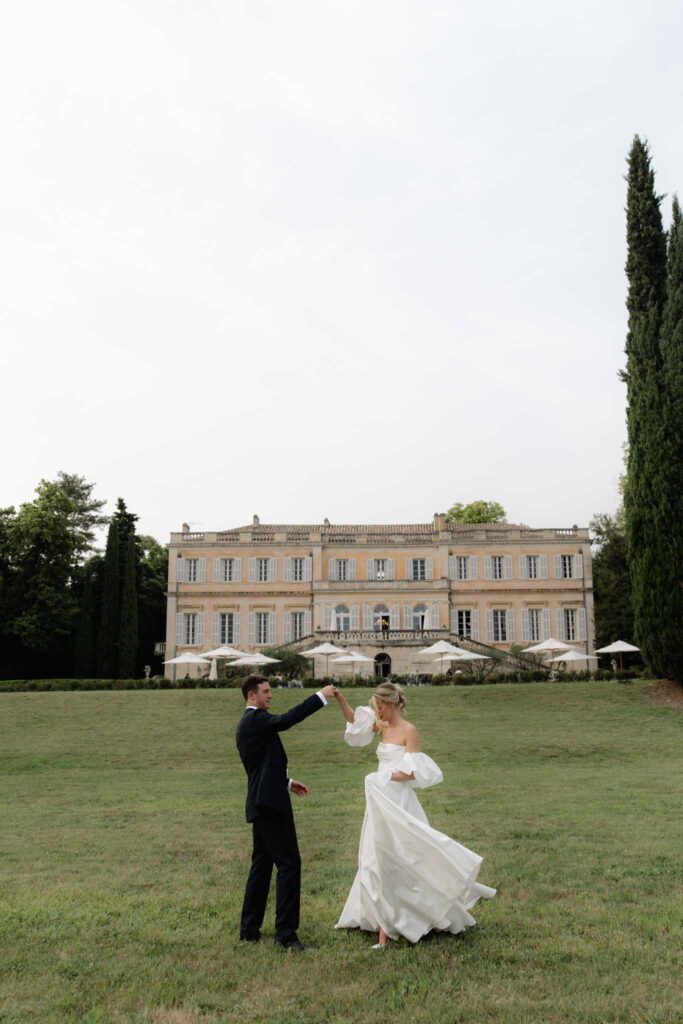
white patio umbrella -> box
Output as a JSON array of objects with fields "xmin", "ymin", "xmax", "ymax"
[
  {"xmin": 419, "ymin": 639, "xmax": 462, "ymax": 674},
  {"xmin": 594, "ymin": 640, "xmax": 640, "ymax": 670},
  {"xmin": 330, "ymin": 651, "xmax": 374, "ymax": 679},
  {"xmin": 439, "ymin": 650, "xmax": 490, "ymax": 662},
  {"xmin": 522, "ymin": 637, "xmax": 573, "ymax": 655},
  {"xmin": 163, "ymin": 651, "xmax": 210, "ymax": 679},
  {"xmin": 229, "ymin": 653, "xmax": 281, "ymax": 667},
  {"xmin": 545, "ymin": 650, "xmax": 599, "ymax": 670},
  {"xmin": 300, "ymin": 642, "xmax": 346, "ymax": 677},
  {"xmin": 203, "ymin": 645, "xmax": 250, "ymax": 659}
]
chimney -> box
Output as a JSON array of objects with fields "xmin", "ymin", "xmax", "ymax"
[
  {"xmin": 182, "ymin": 522, "xmax": 190, "ymax": 533},
  {"xmin": 253, "ymin": 514, "xmax": 260, "ymax": 527}
]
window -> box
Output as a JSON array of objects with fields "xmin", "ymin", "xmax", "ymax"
[
  {"xmin": 526, "ymin": 556, "xmax": 538, "ymax": 580},
  {"xmin": 257, "ymin": 558, "xmax": 269, "ymax": 582},
  {"xmin": 491, "ymin": 556, "xmax": 504, "ymax": 581},
  {"xmin": 563, "ymin": 608, "xmax": 577, "ymax": 641},
  {"xmin": 220, "ymin": 558, "xmax": 235, "ymax": 582},
  {"xmin": 373, "ymin": 604, "xmax": 390, "ymax": 631},
  {"xmin": 456, "ymin": 609, "xmax": 472, "ymax": 637},
  {"xmin": 291, "ymin": 611, "xmax": 305, "ymax": 641},
  {"xmin": 335, "ymin": 605, "xmax": 351, "ymax": 631},
  {"xmin": 412, "ymin": 604, "xmax": 428, "ymax": 630},
  {"xmin": 492, "ymin": 609, "xmax": 507, "ymax": 642},
  {"xmin": 410, "ymin": 558, "xmax": 426, "ymax": 581},
  {"xmin": 292, "ymin": 557, "xmax": 304, "ymax": 582},
  {"xmin": 256, "ymin": 612, "xmax": 269, "ymax": 644},
  {"xmin": 560, "ymin": 555, "xmax": 574, "ymax": 579},
  {"xmin": 183, "ymin": 612, "xmax": 197, "ymax": 645},
  {"xmin": 456, "ymin": 556, "xmax": 470, "ymax": 580},
  {"xmin": 186, "ymin": 558, "xmax": 198, "ymax": 583},
  {"xmin": 528, "ymin": 609, "xmax": 541, "ymax": 643},
  {"xmin": 375, "ymin": 558, "xmax": 386, "ymax": 581},
  {"xmin": 337, "ymin": 559, "xmax": 349, "ymax": 582},
  {"xmin": 219, "ymin": 612, "xmax": 235, "ymax": 645}
]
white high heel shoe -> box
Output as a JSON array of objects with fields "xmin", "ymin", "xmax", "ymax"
[{"xmin": 370, "ymin": 942, "xmax": 388, "ymax": 950}]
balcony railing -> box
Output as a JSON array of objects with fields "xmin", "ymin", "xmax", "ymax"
[{"xmin": 316, "ymin": 628, "xmax": 448, "ymax": 644}]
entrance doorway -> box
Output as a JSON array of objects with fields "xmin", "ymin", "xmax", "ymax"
[{"xmin": 374, "ymin": 653, "xmax": 391, "ymax": 678}]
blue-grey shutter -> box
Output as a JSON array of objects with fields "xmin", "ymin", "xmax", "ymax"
[
  {"xmin": 269, "ymin": 558, "xmax": 277, "ymax": 582},
  {"xmin": 363, "ymin": 604, "xmax": 373, "ymax": 629},
  {"xmin": 521, "ymin": 608, "xmax": 530, "ymax": 641},
  {"xmin": 213, "ymin": 559, "xmax": 220, "ymax": 583},
  {"xmin": 451, "ymin": 608, "xmax": 458, "ymax": 634},
  {"xmin": 519, "ymin": 556, "xmax": 528, "ymax": 580},
  {"xmin": 506, "ymin": 609, "xmax": 515, "ymax": 642},
  {"xmin": 196, "ymin": 614, "xmax": 205, "ymax": 646},
  {"xmin": 232, "ymin": 613, "xmax": 240, "ymax": 643},
  {"xmin": 404, "ymin": 605, "xmax": 413, "ymax": 629},
  {"xmin": 284, "ymin": 613, "xmax": 292, "ymax": 643},
  {"xmin": 425, "ymin": 558, "xmax": 433, "ymax": 581},
  {"xmin": 406, "ymin": 559, "xmax": 414, "ymax": 581},
  {"xmin": 248, "ymin": 558, "xmax": 257, "ymax": 582},
  {"xmin": 470, "ymin": 609, "xmax": 480, "ymax": 641},
  {"xmin": 348, "ymin": 559, "xmax": 357, "ymax": 581},
  {"xmin": 539, "ymin": 555, "xmax": 548, "ymax": 579},
  {"xmin": 542, "ymin": 608, "xmax": 550, "ymax": 640},
  {"xmin": 484, "ymin": 556, "xmax": 492, "ymax": 580},
  {"xmin": 350, "ymin": 606, "xmax": 360, "ymax": 630},
  {"xmin": 556, "ymin": 609, "xmax": 564, "ymax": 640},
  {"xmin": 175, "ymin": 612, "xmax": 184, "ymax": 644},
  {"xmin": 328, "ymin": 559, "xmax": 337, "ymax": 581},
  {"xmin": 386, "ymin": 558, "xmax": 395, "ymax": 581},
  {"xmin": 367, "ymin": 559, "xmax": 375, "ymax": 580},
  {"xmin": 197, "ymin": 558, "xmax": 206, "ymax": 583},
  {"xmin": 248, "ymin": 612, "xmax": 257, "ymax": 644},
  {"xmin": 504, "ymin": 556, "xmax": 513, "ymax": 580},
  {"xmin": 176, "ymin": 558, "xmax": 185, "ymax": 583},
  {"xmin": 303, "ymin": 557, "xmax": 312, "ymax": 582},
  {"xmin": 389, "ymin": 604, "xmax": 400, "ymax": 629},
  {"xmin": 486, "ymin": 610, "xmax": 494, "ymax": 642},
  {"xmin": 469, "ymin": 556, "xmax": 477, "ymax": 580},
  {"xmin": 554, "ymin": 555, "xmax": 563, "ymax": 579},
  {"xmin": 268, "ymin": 612, "xmax": 277, "ymax": 644},
  {"xmin": 430, "ymin": 605, "xmax": 440, "ymax": 628},
  {"xmin": 284, "ymin": 558, "xmax": 292, "ymax": 582},
  {"xmin": 233, "ymin": 558, "xmax": 242, "ymax": 583},
  {"xmin": 574, "ymin": 554, "xmax": 584, "ymax": 579},
  {"xmin": 212, "ymin": 613, "xmax": 221, "ymax": 645},
  {"xmin": 303, "ymin": 610, "xmax": 312, "ymax": 636},
  {"xmin": 448, "ymin": 556, "xmax": 457, "ymax": 580}
]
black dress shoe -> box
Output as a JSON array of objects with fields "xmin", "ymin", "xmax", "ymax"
[
  {"xmin": 274, "ymin": 938, "xmax": 308, "ymax": 952},
  {"xmin": 240, "ymin": 934, "xmax": 261, "ymax": 943}
]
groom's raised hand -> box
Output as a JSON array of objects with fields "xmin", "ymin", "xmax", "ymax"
[{"xmin": 320, "ymin": 685, "xmax": 337, "ymax": 700}]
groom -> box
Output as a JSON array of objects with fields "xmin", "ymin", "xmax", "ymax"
[{"xmin": 236, "ymin": 674, "xmax": 337, "ymax": 950}]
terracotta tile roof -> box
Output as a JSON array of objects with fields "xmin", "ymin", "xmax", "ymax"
[{"xmin": 219, "ymin": 521, "xmax": 525, "ymax": 536}]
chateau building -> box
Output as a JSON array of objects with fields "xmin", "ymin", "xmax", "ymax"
[{"xmin": 163, "ymin": 514, "xmax": 594, "ymax": 678}]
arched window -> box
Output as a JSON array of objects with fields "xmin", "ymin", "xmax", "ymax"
[
  {"xmin": 373, "ymin": 604, "xmax": 390, "ymax": 631},
  {"xmin": 335, "ymin": 604, "xmax": 351, "ymax": 631},
  {"xmin": 412, "ymin": 604, "xmax": 428, "ymax": 631}
]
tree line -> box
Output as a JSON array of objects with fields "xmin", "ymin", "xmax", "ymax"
[{"xmin": 0, "ymin": 474, "xmax": 167, "ymax": 680}]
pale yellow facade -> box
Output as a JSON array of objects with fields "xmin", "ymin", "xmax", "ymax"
[{"xmin": 163, "ymin": 514, "xmax": 594, "ymax": 678}]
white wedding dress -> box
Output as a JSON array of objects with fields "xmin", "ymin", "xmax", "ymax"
[{"xmin": 335, "ymin": 706, "xmax": 496, "ymax": 943}]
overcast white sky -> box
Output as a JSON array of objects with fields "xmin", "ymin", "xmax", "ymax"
[{"xmin": 1, "ymin": 0, "xmax": 681, "ymax": 542}]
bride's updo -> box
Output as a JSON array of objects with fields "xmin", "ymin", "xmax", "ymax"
[{"xmin": 370, "ymin": 682, "xmax": 406, "ymax": 719}]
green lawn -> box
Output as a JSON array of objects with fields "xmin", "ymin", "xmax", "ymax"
[{"xmin": 1, "ymin": 682, "xmax": 682, "ymax": 1024}]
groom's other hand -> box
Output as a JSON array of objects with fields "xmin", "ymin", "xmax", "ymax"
[
  {"xmin": 289, "ymin": 780, "xmax": 309, "ymax": 798},
  {"xmin": 320, "ymin": 685, "xmax": 337, "ymax": 700}
]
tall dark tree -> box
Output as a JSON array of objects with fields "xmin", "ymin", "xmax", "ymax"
[
  {"xmin": 137, "ymin": 535, "xmax": 168, "ymax": 675},
  {"xmin": 590, "ymin": 512, "xmax": 634, "ymax": 650},
  {"xmin": 656, "ymin": 195, "xmax": 683, "ymax": 681},
  {"xmin": 118, "ymin": 533, "xmax": 139, "ymax": 678},
  {"xmin": 97, "ymin": 520, "xmax": 120, "ymax": 678},
  {"xmin": 73, "ymin": 560, "xmax": 99, "ymax": 678},
  {"xmin": 623, "ymin": 137, "xmax": 670, "ymax": 678}
]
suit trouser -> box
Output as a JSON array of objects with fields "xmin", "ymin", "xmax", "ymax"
[{"xmin": 240, "ymin": 806, "xmax": 301, "ymax": 942}]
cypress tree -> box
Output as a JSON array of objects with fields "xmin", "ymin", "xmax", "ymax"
[
  {"xmin": 118, "ymin": 533, "xmax": 139, "ymax": 678},
  {"xmin": 74, "ymin": 563, "xmax": 98, "ymax": 678},
  {"xmin": 623, "ymin": 137, "xmax": 669, "ymax": 677},
  {"xmin": 657, "ymin": 196, "xmax": 683, "ymax": 682},
  {"xmin": 97, "ymin": 520, "xmax": 120, "ymax": 677}
]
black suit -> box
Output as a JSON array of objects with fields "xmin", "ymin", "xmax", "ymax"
[{"xmin": 236, "ymin": 693, "xmax": 324, "ymax": 942}]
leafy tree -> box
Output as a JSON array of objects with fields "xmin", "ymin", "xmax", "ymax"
[
  {"xmin": 260, "ymin": 647, "xmax": 311, "ymax": 680},
  {"xmin": 446, "ymin": 500, "xmax": 507, "ymax": 524},
  {"xmin": 97, "ymin": 520, "xmax": 120, "ymax": 678},
  {"xmin": 118, "ymin": 533, "xmax": 139, "ymax": 678},
  {"xmin": 73, "ymin": 558, "xmax": 101, "ymax": 678},
  {"xmin": 590, "ymin": 513, "xmax": 634, "ymax": 650},
  {"xmin": 623, "ymin": 137, "xmax": 681, "ymax": 681}
]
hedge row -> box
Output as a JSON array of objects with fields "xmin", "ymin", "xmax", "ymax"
[{"xmin": 0, "ymin": 670, "xmax": 642, "ymax": 693}]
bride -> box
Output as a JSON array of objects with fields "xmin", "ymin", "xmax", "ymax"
[{"xmin": 333, "ymin": 682, "xmax": 495, "ymax": 948}]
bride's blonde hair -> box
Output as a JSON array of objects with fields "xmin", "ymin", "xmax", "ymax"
[{"xmin": 369, "ymin": 681, "xmax": 406, "ymax": 720}]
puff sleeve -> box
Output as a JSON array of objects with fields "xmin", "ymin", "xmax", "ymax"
[
  {"xmin": 394, "ymin": 751, "xmax": 444, "ymax": 789},
  {"xmin": 343, "ymin": 705, "xmax": 376, "ymax": 747}
]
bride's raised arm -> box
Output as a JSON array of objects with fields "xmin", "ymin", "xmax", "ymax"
[{"xmin": 333, "ymin": 689, "xmax": 377, "ymax": 747}]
